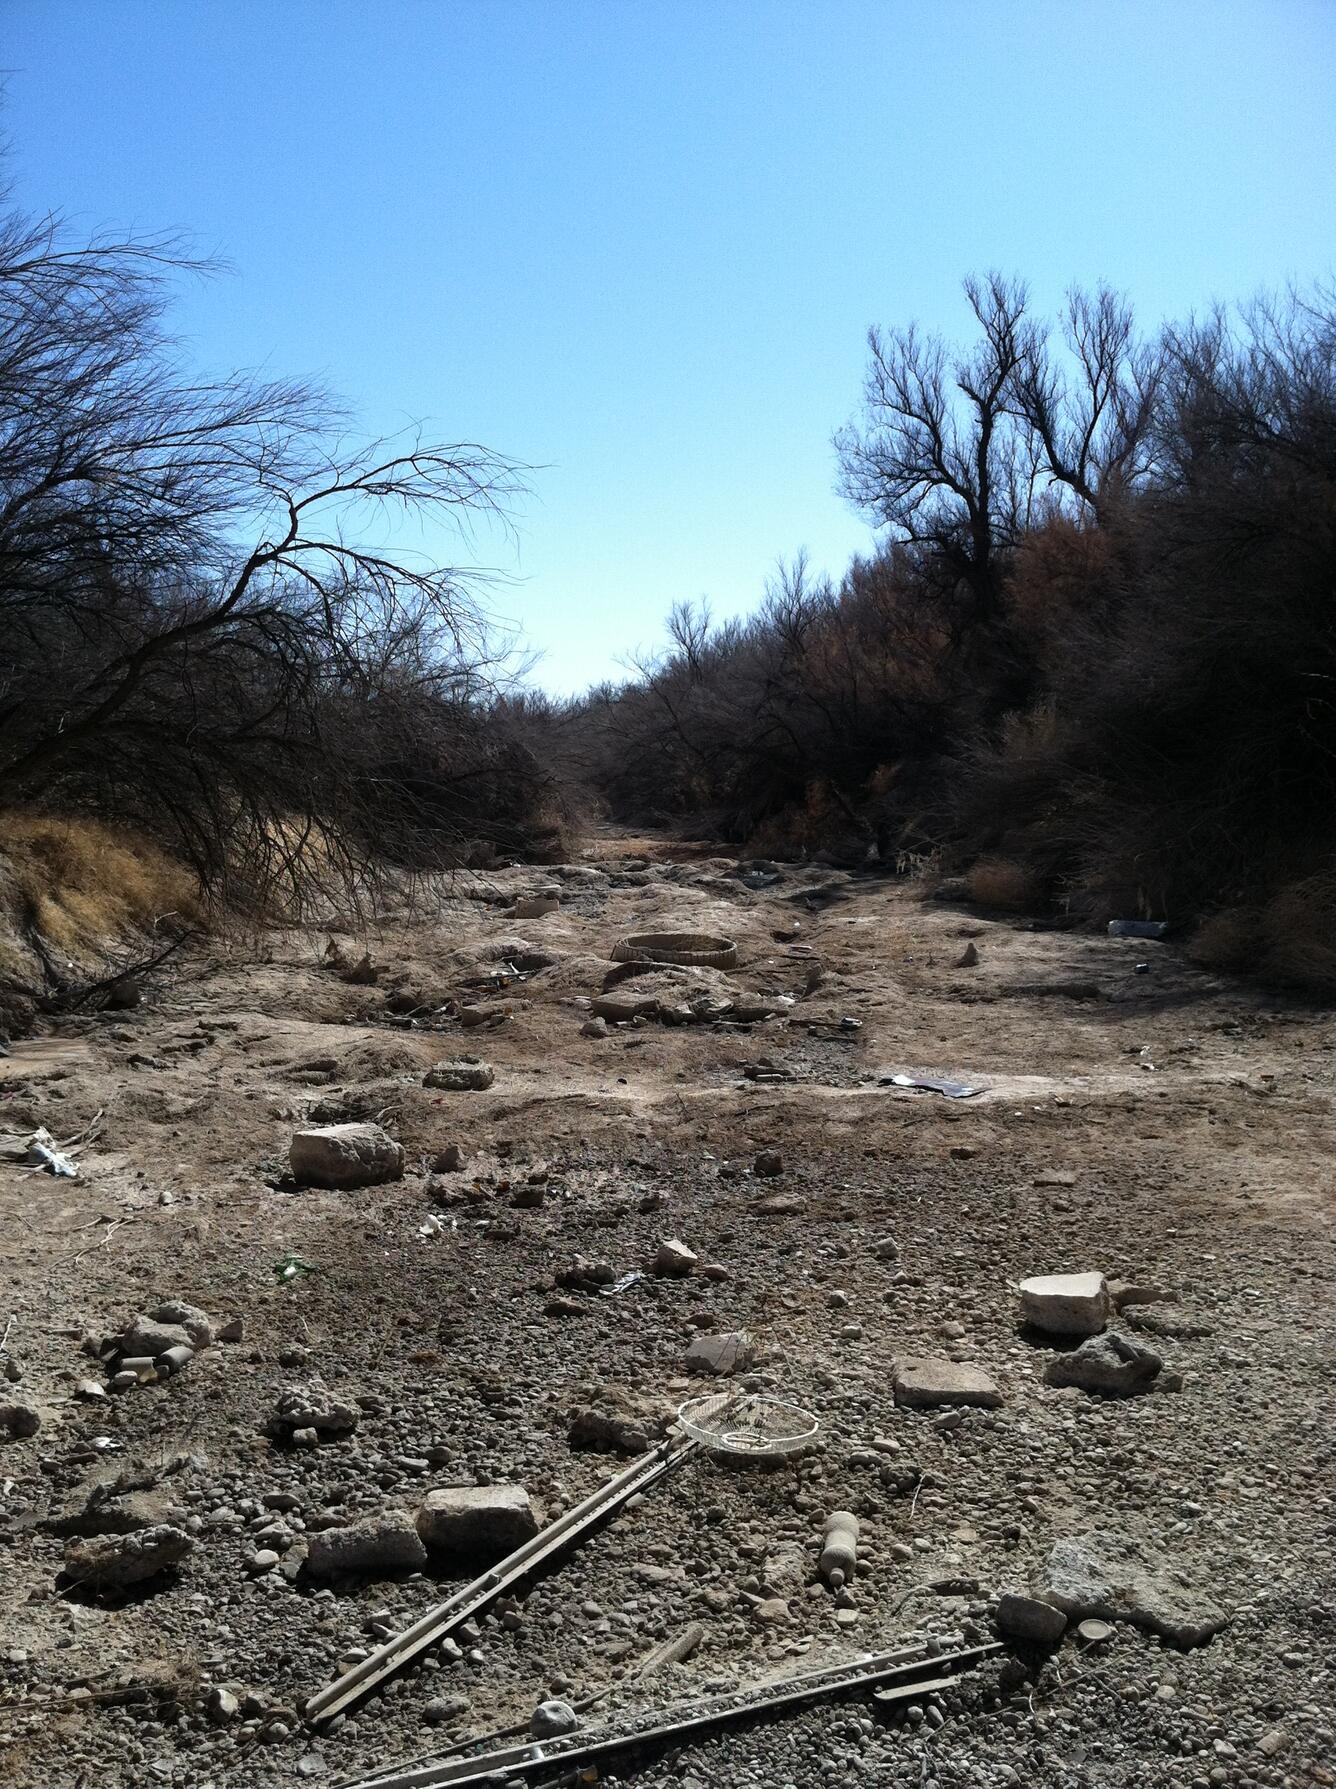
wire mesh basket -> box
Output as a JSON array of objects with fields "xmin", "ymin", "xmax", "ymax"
[{"xmin": 676, "ymin": 1391, "xmax": 819, "ymax": 1458}]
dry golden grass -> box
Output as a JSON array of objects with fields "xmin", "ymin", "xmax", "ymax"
[
  {"xmin": 0, "ymin": 813, "xmax": 199, "ymax": 950},
  {"xmin": 964, "ymin": 855, "xmax": 1040, "ymax": 912}
]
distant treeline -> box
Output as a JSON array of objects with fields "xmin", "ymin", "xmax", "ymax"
[{"xmin": 536, "ymin": 277, "xmax": 1336, "ymax": 992}]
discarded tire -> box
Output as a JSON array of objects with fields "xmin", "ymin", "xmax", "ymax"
[{"xmin": 610, "ymin": 931, "xmax": 738, "ymax": 970}]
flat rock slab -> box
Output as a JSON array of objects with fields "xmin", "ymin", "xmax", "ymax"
[
  {"xmin": 1020, "ymin": 1272, "xmax": 1110, "ymax": 1337},
  {"xmin": 307, "ymin": 1510, "xmax": 427, "ymax": 1580},
  {"xmin": 417, "ymin": 1485, "xmax": 539, "ymax": 1561},
  {"xmin": 1044, "ymin": 1331, "xmax": 1162, "ymax": 1396},
  {"xmin": 290, "ymin": 1122, "xmax": 404, "ymax": 1189},
  {"xmin": 1036, "ymin": 1531, "xmax": 1229, "ymax": 1647},
  {"xmin": 65, "ymin": 1523, "xmax": 193, "ymax": 1588},
  {"xmin": 893, "ymin": 1357, "xmax": 1002, "ymax": 1409}
]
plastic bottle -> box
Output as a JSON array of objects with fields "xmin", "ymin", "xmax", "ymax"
[{"xmin": 819, "ymin": 1510, "xmax": 860, "ymax": 1589}]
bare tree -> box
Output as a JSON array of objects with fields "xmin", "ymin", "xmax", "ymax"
[
  {"xmin": 1011, "ymin": 284, "xmax": 1162, "ymax": 519},
  {"xmin": 0, "ymin": 194, "xmax": 538, "ymax": 907},
  {"xmin": 835, "ymin": 274, "xmax": 1034, "ymax": 619}
]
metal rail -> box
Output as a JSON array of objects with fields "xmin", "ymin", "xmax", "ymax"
[
  {"xmin": 307, "ymin": 1433, "xmax": 699, "ymax": 1726},
  {"xmin": 343, "ymin": 1640, "xmax": 1002, "ymax": 1789}
]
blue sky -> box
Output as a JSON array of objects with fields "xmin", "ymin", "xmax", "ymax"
[{"xmin": 6, "ymin": 1, "xmax": 1334, "ymax": 690}]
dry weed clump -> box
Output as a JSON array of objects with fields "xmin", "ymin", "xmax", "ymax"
[
  {"xmin": 964, "ymin": 856, "xmax": 1040, "ymax": 912},
  {"xmin": 0, "ymin": 813, "xmax": 199, "ymax": 950},
  {"xmin": 1258, "ymin": 876, "xmax": 1336, "ymax": 997}
]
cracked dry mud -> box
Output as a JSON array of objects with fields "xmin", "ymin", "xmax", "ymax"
[{"xmin": 1, "ymin": 834, "xmax": 1332, "ymax": 1788}]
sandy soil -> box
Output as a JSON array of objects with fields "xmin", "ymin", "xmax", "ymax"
[{"xmin": 1, "ymin": 833, "xmax": 1332, "ymax": 1789}]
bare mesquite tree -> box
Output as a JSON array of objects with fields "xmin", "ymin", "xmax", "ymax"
[
  {"xmin": 836, "ymin": 275, "xmax": 1165, "ymax": 619},
  {"xmin": 0, "ymin": 196, "xmax": 550, "ymax": 907}
]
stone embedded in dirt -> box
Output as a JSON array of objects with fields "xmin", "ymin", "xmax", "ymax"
[
  {"xmin": 459, "ymin": 1002, "xmax": 511, "ymax": 1028},
  {"xmin": 531, "ymin": 1699, "xmax": 580, "ymax": 1739},
  {"xmin": 1044, "ymin": 1331, "xmax": 1163, "ymax": 1397},
  {"xmin": 1127, "ymin": 1305, "xmax": 1214, "ymax": 1340},
  {"xmin": 119, "ymin": 1315, "xmax": 193, "ymax": 1358},
  {"xmin": 306, "ymin": 1509, "xmax": 428, "ymax": 1580},
  {"xmin": 1106, "ymin": 1279, "xmax": 1173, "ymax": 1310},
  {"xmin": 581, "ymin": 1016, "xmax": 609, "ymax": 1038},
  {"xmin": 750, "ymin": 1193, "xmax": 805, "ymax": 1217},
  {"xmin": 417, "ymin": 1485, "xmax": 540, "ymax": 1560},
  {"xmin": 557, "ymin": 1255, "xmax": 616, "ymax": 1290},
  {"xmin": 1034, "ymin": 1169, "xmax": 1077, "ymax": 1188},
  {"xmin": 289, "ymin": 1122, "xmax": 405, "ymax": 1189},
  {"xmin": 432, "ymin": 1144, "xmax": 466, "ymax": 1173},
  {"xmin": 269, "ymin": 1385, "xmax": 360, "ymax": 1440},
  {"xmin": 513, "ymin": 891, "xmax": 561, "ymax": 919},
  {"xmin": 685, "ymin": 1331, "xmax": 754, "ymax": 1376},
  {"xmin": 1019, "ymin": 1272, "xmax": 1110, "ymax": 1337},
  {"xmin": 423, "ymin": 1058, "xmax": 495, "ymax": 1092},
  {"xmin": 996, "ymin": 1591, "xmax": 1067, "ymax": 1644},
  {"xmin": 0, "ymin": 1401, "xmax": 41, "ymax": 1439},
  {"xmin": 653, "ymin": 1237, "xmax": 698, "ymax": 1276},
  {"xmin": 207, "ymin": 1686, "xmax": 240, "ymax": 1723},
  {"xmin": 1035, "ymin": 1531, "xmax": 1229, "ymax": 1647},
  {"xmin": 64, "ymin": 1523, "xmax": 193, "ymax": 1588},
  {"xmin": 568, "ymin": 1384, "xmax": 666, "ymax": 1455},
  {"xmin": 955, "ymin": 942, "xmax": 979, "ymax": 968},
  {"xmin": 753, "ymin": 1149, "xmax": 784, "ymax": 1177},
  {"xmin": 544, "ymin": 1296, "xmax": 586, "ymax": 1318},
  {"xmin": 892, "ymin": 1357, "xmax": 1002, "ymax": 1410},
  {"xmin": 150, "ymin": 1300, "xmax": 215, "ymax": 1348}
]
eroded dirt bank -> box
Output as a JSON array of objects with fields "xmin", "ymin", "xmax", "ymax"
[{"xmin": 1, "ymin": 836, "xmax": 1333, "ymax": 1789}]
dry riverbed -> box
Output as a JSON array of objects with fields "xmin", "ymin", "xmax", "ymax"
[{"xmin": 1, "ymin": 836, "xmax": 1333, "ymax": 1789}]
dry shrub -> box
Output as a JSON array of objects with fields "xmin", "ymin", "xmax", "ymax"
[
  {"xmin": 965, "ymin": 855, "xmax": 1040, "ymax": 911},
  {"xmin": 1188, "ymin": 908, "xmax": 1258, "ymax": 974},
  {"xmin": 0, "ymin": 813, "xmax": 199, "ymax": 950},
  {"xmin": 1258, "ymin": 875, "xmax": 1336, "ymax": 996}
]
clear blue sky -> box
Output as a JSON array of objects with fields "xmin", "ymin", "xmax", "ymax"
[{"xmin": 6, "ymin": 1, "xmax": 1334, "ymax": 690}]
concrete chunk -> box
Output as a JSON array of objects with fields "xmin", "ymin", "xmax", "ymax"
[
  {"xmin": 416, "ymin": 1485, "xmax": 539, "ymax": 1561},
  {"xmin": 892, "ymin": 1357, "xmax": 1002, "ymax": 1409},
  {"xmin": 423, "ymin": 1058, "xmax": 495, "ymax": 1091},
  {"xmin": 290, "ymin": 1122, "xmax": 404, "ymax": 1189},
  {"xmin": 64, "ymin": 1523, "xmax": 193, "ymax": 1587},
  {"xmin": 685, "ymin": 1331, "xmax": 754, "ymax": 1377},
  {"xmin": 1036, "ymin": 1531, "xmax": 1228, "ymax": 1647},
  {"xmin": 1019, "ymin": 1272, "xmax": 1109, "ymax": 1337},
  {"xmin": 306, "ymin": 1510, "xmax": 427, "ymax": 1580}
]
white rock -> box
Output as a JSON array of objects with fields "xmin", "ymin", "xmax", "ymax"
[
  {"xmin": 1019, "ymin": 1272, "xmax": 1109, "ymax": 1337},
  {"xmin": 290, "ymin": 1123, "xmax": 405, "ymax": 1189},
  {"xmin": 417, "ymin": 1485, "xmax": 540, "ymax": 1560}
]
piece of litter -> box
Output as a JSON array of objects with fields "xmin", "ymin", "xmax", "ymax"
[
  {"xmin": 418, "ymin": 1216, "xmax": 445, "ymax": 1238},
  {"xmin": 273, "ymin": 1254, "xmax": 314, "ymax": 1283},
  {"xmin": 881, "ymin": 1073, "xmax": 985, "ymax": 1100},
  {"xmin": 601, "ymin": 1271, "xmax": 646, "ymax": 1296}
]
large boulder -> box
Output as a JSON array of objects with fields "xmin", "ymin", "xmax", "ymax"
[
  {"xmin": 1036, "ymin": 1531, "xmax": 1228, "ymax": 1647},
  {"xmin": 892, "ymin": 1357, "xmax": 1003, "ymax": 1410},
  {"xmin": 1019, "ymin": 1272, "xmax": 1109, "ymax": 1337},
  {"xmin": 290, "ymin": 1122, "xmax": 404, "ymax": 1189},
  {"xmin": 1044, "ymin": 1331, "xmax": 1162, "ymax": 1396},
  {"xmin": 416, "ymin": 1485, "xmax": 540, "ymax": 1561},
  {"xmin": 306, "ymin": 1510, "xmax": 427, "ymax": 1580}
]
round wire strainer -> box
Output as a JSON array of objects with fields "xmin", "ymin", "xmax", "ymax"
[{"xmin": 676, "ymin": 1391, "xmax": 819, "ymax": 1457}]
